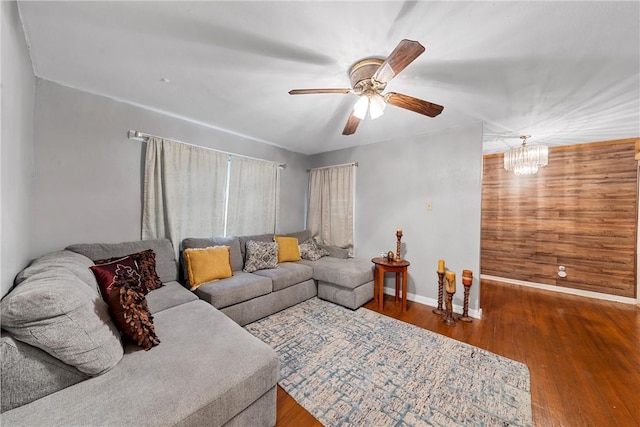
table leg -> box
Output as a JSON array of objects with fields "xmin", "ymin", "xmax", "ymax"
[
  {"xmin": 373, "ymin": 265, "xmax": 378, "ymax": 304},
  {"xmin": 402, "ymin": 268, "xmax": 408, "ymax": 312},
  {"xmin": 395, "ymin": 272, "xmax": 400, "ymax": 302},
  {"xmin": 378, "ymin": 266, "xmax": 385, "ymax": 311}
]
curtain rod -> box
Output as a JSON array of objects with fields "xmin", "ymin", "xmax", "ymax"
[
  {"xmin": 308, "ymin": 162, "xmax": 358, "ymax": 172},
  {"xmin": 128, "ymin": 130, "xmax": 286, "ymax": 169}
]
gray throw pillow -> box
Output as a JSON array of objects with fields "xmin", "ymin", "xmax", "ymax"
[
  {"xmin": 1, "ymin": 259, "xmax": 123, "ymax": 376},
  {"xmin": 243, "ymin": 240, "xmax": 279, "ymax": 273},
  {"xmin": 299, "ymin": 238, "xmax": 330, "ymax": 261}
]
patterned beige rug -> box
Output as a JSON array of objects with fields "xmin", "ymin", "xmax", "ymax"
[{"xmin": 245, "ymin": 297, "xmax": 532, "ymax": 427}]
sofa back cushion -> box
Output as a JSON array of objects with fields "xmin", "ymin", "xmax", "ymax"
[
  {"xmin": 14, "ymin": 250, "xmax": 99, "ymax": 290},
  {"xmin": 1, "ymin": 332, "xmax": 88, "ymax": 412},
  {"xmin": 0, "ymin": 251, "xmax": 123, "ymax": 376},
  {"xmin": 285, "ymin": 230, "xmax": 312, "ymax": 243},
  {"xmin": 66, "ymin": 239, "xmax": 177, "ymax": 283}
]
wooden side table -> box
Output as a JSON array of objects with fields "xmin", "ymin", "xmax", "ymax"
[{"xmin": 371, "ymin": 257, "xmax": 410, "ymax": 312}]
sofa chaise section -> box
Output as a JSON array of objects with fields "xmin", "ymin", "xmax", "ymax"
[
  {"xmin": 1, "ymin": 300, "xmax": 279, "ymax": 427},
  {"xmin": 299, "ymin": 256, "xmax": 375, "ymax": 310}
]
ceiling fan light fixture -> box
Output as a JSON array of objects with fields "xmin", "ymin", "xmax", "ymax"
[
  {"xmin": 289, "ymin": 39, "xmax": 442, "ymax": 135},
  {"xmin": 369, "ymin": 93, "xmax": 386, "ymax": 120},
  {"xmin": 503, "ymin": 135, "xmax": 549, "ymax": 176},
  {"xmin": 353, "ymin": 95, "xmax": 369, "ymax": 120}
]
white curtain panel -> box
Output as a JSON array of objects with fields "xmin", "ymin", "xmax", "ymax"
[
  {"xmin": 307, "ymin": 164, "xmax": 355, "ymax": 255},
  {"xmin": 142, "ymin": 137, "xmax": 228, "ymax": 255},
  {"xmin": 226, "ymin": 155, "xmax": 279, "ymax": 236}
]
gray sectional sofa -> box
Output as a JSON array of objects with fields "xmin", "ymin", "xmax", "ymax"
[
  {"xmin": 0, "ymin": 231, "xmax": 374, "ymax": 425},
  {"xmin": 182, "ymin": 229, "xmax": 374, "ymax": 325},
  {"xmin": 1, "ymin": 239, "xmax": 279, "ymax": 426}
]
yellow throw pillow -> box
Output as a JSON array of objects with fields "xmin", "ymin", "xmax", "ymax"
[
  {"xmin": 274, "ymin": 236, "xmax": 301, "ymax": 263},
  {"xmin": 183, "ymin": 246, "xmax": 232, "ymax": 290}
]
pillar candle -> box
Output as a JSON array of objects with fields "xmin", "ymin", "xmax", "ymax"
[
  {"xmin": 437, "ymin": 259, "xmax": 445, "ymax": 273},
  {"xmin": 445, "ymin": 271, "xmax": 456, "ymax": 293},
  {"xmin": 462, "ymin": 269, "xmax": 473, "ymax": 286}
]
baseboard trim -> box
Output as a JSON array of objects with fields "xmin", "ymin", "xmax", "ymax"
[
  {"xmin": 481, "ymin": 275, "xmax": 638, "ymax": 305},
  {"xmin": 382, "ymin": 287, "xmax": 482, "ymax": 319}
]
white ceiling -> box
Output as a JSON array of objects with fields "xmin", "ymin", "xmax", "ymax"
[{"xmin": 17, "ymin": 1, "xmax": 640, "ymax": 155}]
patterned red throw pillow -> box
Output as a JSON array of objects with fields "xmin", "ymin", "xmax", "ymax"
[
  {"xmin": 90, "ymin": 256, "xmax": 141, "ymax": 302},
  {"xmin": 107, "ymin": 264, "xmax": 160, "ymax": 351},
  {"xmin": 134, "ymin": 249, "xmax": 163, "ymax": 292},
  {"xmin": 95, "ymin": 249, "xmax": 163, "ymax": 294}
]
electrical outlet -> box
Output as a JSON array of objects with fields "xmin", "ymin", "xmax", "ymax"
[{"xmin": 558, "ymin": 265, "xmax": 567, "ymax": 278}]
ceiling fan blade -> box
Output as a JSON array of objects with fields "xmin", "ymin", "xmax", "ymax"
[
  {"xmin": 289, "ymin": 88, "xmax": 351, "ymax": 95},
  {"xmin": 373, "ymin": 39, "xmax": 425, "ymax": 83},
  {"xmin": 385, "ymin": 92, "xmax": 444, "ymax": 117},
  {"xmin": 342, "ymin": 113, "xmax": 361, "ymax": 135}
]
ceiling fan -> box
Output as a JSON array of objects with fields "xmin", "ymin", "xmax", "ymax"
[{"xmin": 289, "ymin": 39, "xmax": 444, "ymax": 135}]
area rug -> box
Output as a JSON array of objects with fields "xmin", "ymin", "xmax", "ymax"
[{"xmin": 245, "ymin": 297, "xmax": 532, "ymax": 427}]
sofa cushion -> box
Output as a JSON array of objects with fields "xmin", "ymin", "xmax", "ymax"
[
  {"xmin": 0, "ymin": 301, "xmax": 280, "ymax": 427},
  {"xmin": 300, "ymin": 257, "xmax": 373, "ymax": 289},
  {"xmin": 145, "ymin": 281, "xmax": 198, "ymax": 314},
  {"xmin": 285, "ymin": 229, "xmax": 312, "ymax": 243},
  {"xmin": 253, "ymin": 262, "xmax": 314, "ymax": 292},
  {"xmin": 1, "ymin": 332, "xmax": 88, "ymax": 412},
  {"xmin": 14, "ymin": 250, "xmax": 98, "ymax": 290},
  {"xmin": 274, "ymin": 236, "xmax": 301, "ymax": 262},
  {"xmin": 0, "ymin": 256, "xmax": 123, "ymax": 376},
  {"xmin": 194, "ymin": 271, "xmax": 272, "ymax": 309},
  {"xmin": 66, "ymin": 239, "xmax": 178, "ymax": 283},
  {"xmin": 243, "ymin": 240, "xmax": 278, "ymax": 273},
  {"xmin": 318, "ymin": 244, "xmax": 350, "ymax": 259},
  {"xmin": 183, "ymin": 246, "xmax": 232, "ymax": 290},
  {"xmin": 318, "ymin": 280, "xmax": 374, "ymax": 310}
]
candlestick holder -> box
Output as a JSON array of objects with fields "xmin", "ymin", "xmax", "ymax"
[
  {"xmin": 460, "ymin": 283, "xmax": 473, "ymax": 322},
  {"xmin": 395, "ymin": 229, "xmax": 403, "ymax": 260},
  {"xmin": 460, "ymin": 270, "xmax": 473, "ymax": 322},
  {"xmin": 433, "ymin": 272, "xmax": 445, "ymax": 315},
  {"xmin": 443, "ymin": 290, "xmax": 457, "ymax": 326}
]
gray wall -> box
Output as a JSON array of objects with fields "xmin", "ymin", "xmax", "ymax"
[
  {"xmin": 3, "ymin": 12, "xmax": 483, "ymax": 314},
  {"xmin": 31, "ymin": 79, "xmax": 309, "ymax": 259},
  {"xmin": 309, "ymin": 122, "xmax": 484, "ymax": 313},
  {"xmin": 1, "ymin": 1, "xmax": 35, "ymax": 298}
]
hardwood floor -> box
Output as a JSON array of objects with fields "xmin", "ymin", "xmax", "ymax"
[{"xmin": 276, "ymin": 280, "xmax": 640, "ymax": 426}]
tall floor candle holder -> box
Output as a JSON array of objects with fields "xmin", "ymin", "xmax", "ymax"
[
  {"xmin": 433, "ymin": 272, "xmax": 445, "ymax": 315},
  {"xmin": 443, "ymin": 271, "xmax": 457, "ymax": 326},
  {"xmin": 460, "ymin": 269, "xmax": 473, "ymax": 322}
]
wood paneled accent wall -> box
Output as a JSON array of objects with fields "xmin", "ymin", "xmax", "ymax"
[{"xmin": 481, "ymin": 138, "xmax": 638, "ymax": 298}]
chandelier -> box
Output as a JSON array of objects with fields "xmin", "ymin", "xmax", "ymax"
[{"xmin": 503, "ymin": 135, "xmax": 549, "ymax": 176}]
